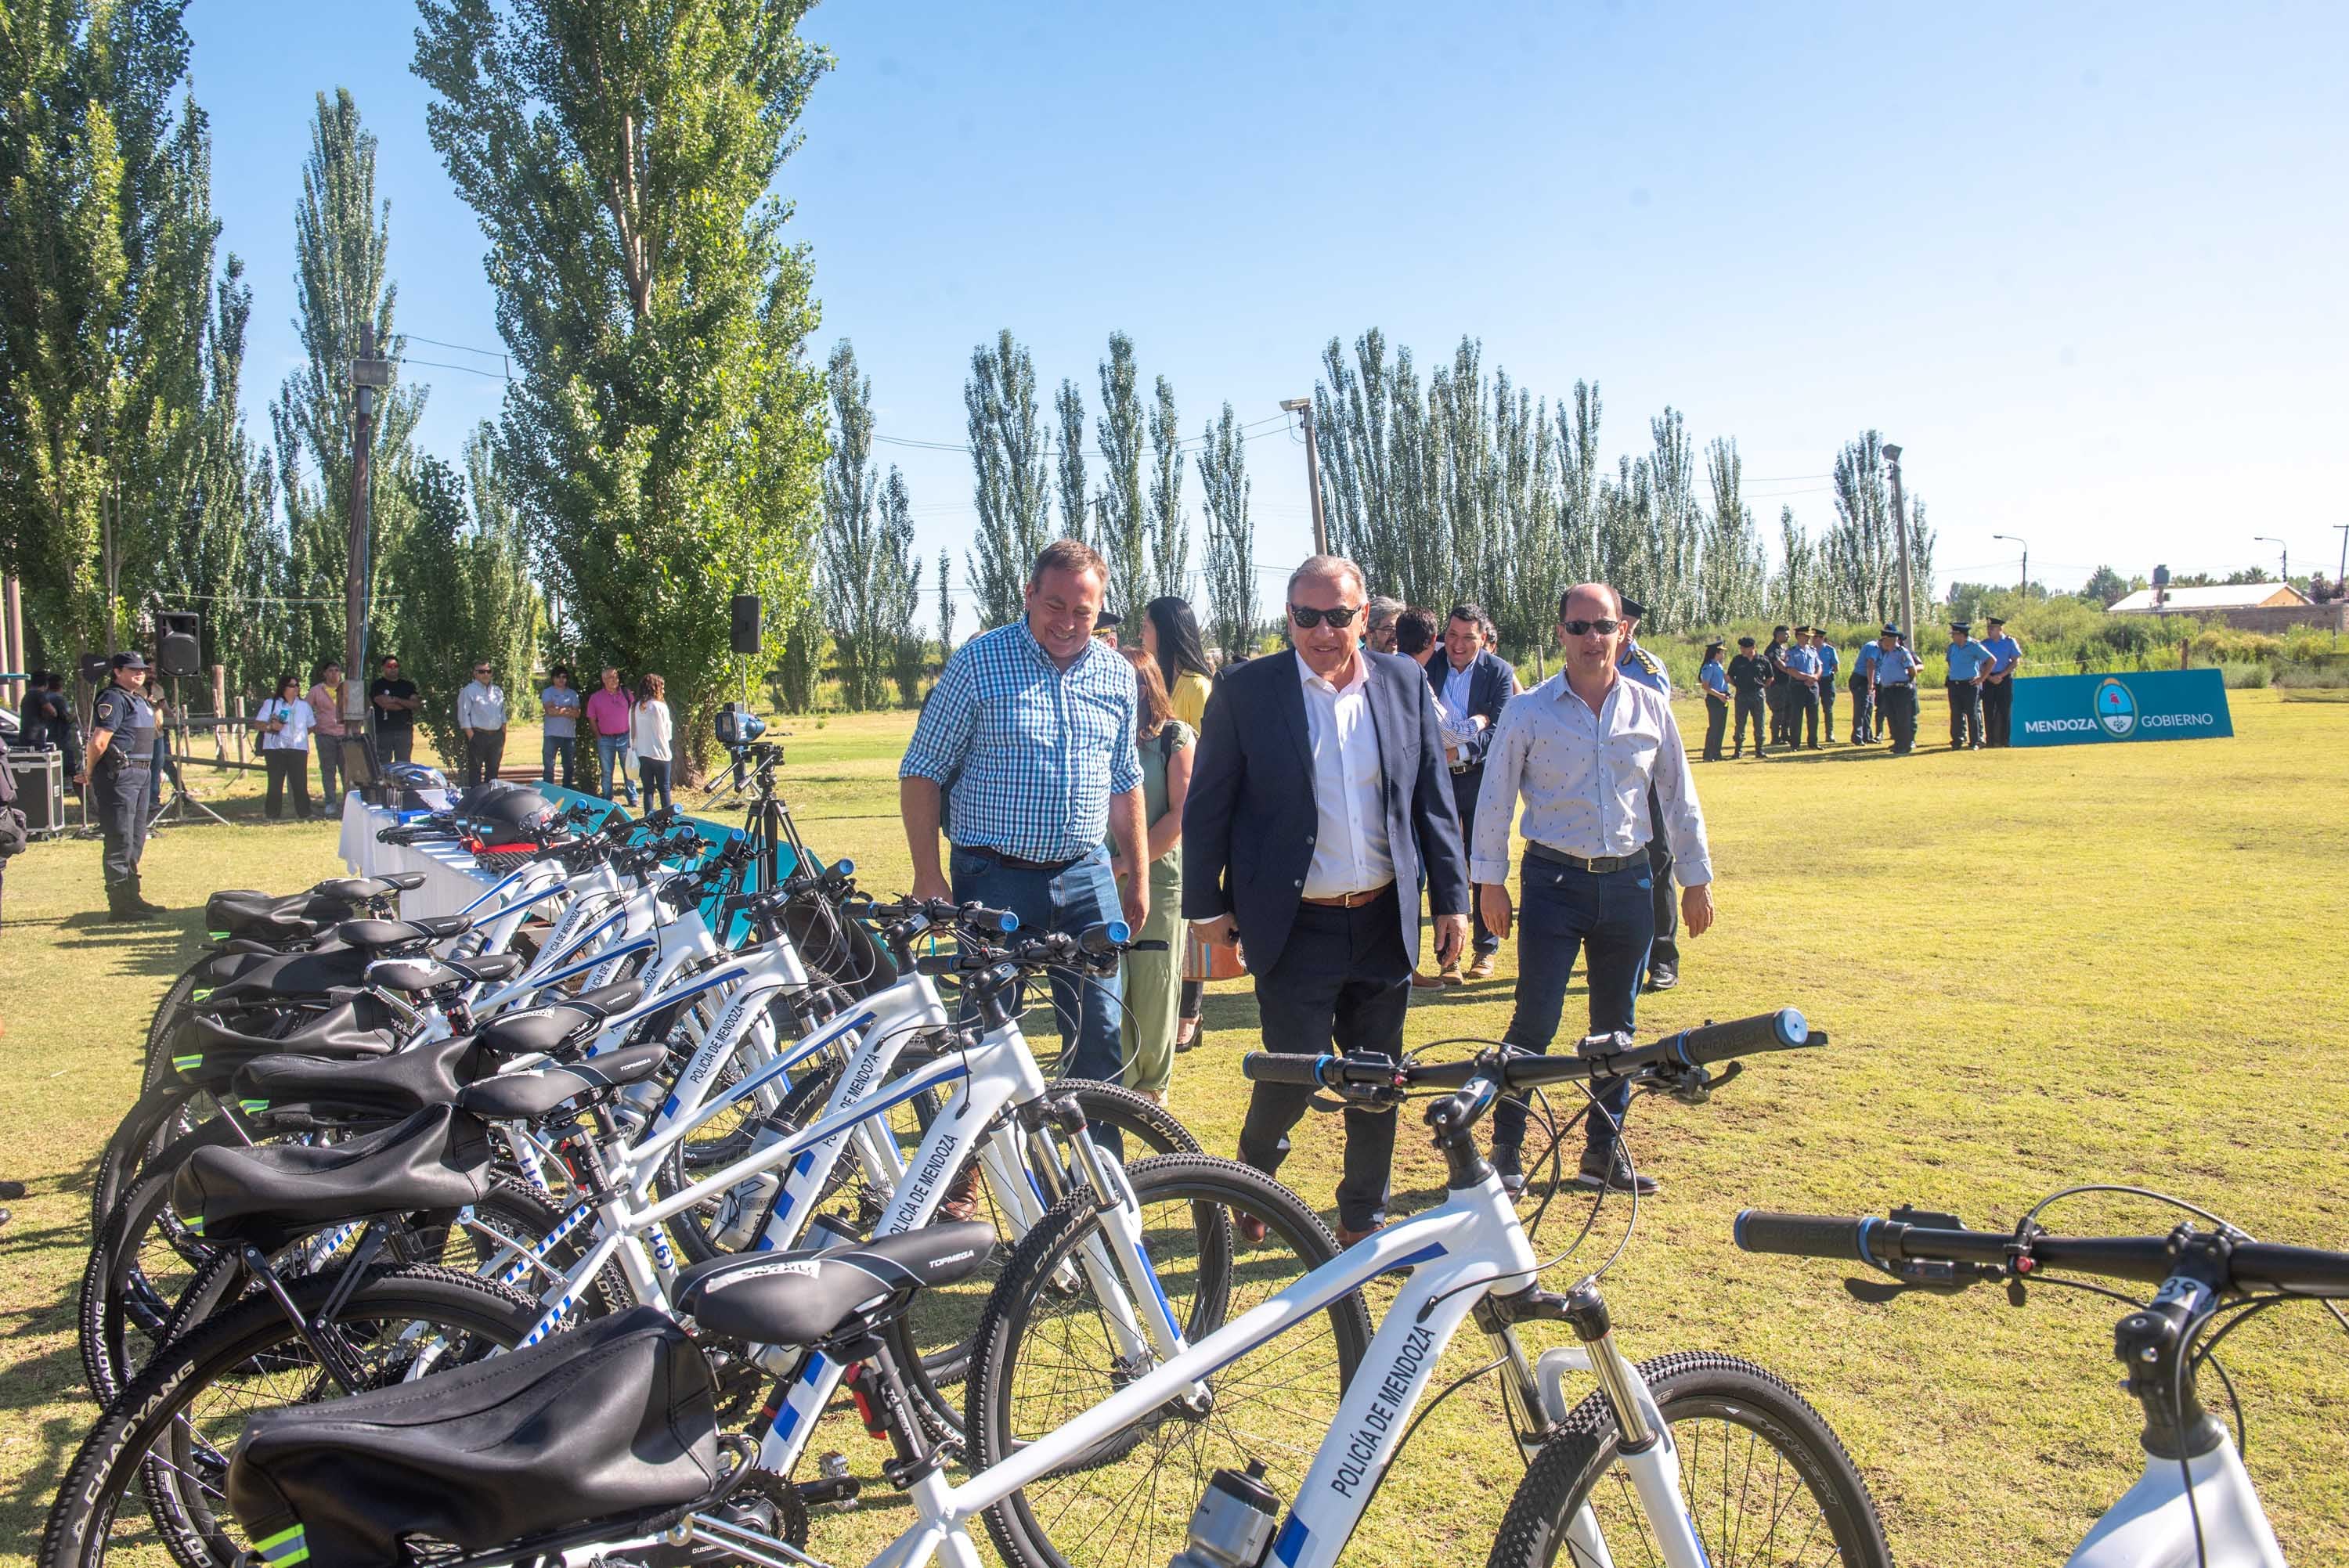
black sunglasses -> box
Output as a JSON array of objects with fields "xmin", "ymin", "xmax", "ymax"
[
  {"xmin": 1560, "ymin": 618, "xmax": 1622, "ymax": 636},
  {"xmin": 1288, "ymin": 603, "xmax": 1362, "ymax": 629}
]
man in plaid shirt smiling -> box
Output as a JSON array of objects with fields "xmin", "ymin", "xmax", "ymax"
[{"xmin": 901, "ymin": 539, "xmax": 1147, "ymax": 1088}]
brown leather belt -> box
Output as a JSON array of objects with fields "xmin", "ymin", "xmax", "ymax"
[
  {"xmin": 1525, "ymin": 843, "xmax": 1644, "ymax": 875},
  {"xmin": 1300, "ymin": 881, "xmax": 1395, "ymax": 909}
]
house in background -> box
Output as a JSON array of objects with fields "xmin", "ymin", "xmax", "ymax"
[{"xmin": 2108, "ymin": 581, "xmax": 2342, "ymax": 633}]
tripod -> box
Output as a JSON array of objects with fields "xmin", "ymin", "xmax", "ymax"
[
  {"xmin": 703, "ymin": 738, "xmax": 806, "ymax": 892},
  {"xmin": 148, "ymin": 676, "xmax": 229, "ymax": 829}
]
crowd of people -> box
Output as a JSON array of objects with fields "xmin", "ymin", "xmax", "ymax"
[
  {"xmin": 901, "ymin": 539, "xmax": 1715, "ymax": 1243},
  {"xmin": 1695, "ymin": 616, "xmax": 2025, "ymax": 758}
]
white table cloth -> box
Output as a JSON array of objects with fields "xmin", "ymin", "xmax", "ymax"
[{"xmin": 337, "ymin": 793, "xmax": 500, "ymax": 919}]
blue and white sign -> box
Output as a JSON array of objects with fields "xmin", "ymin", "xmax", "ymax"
[{"xmin": 2009, "ymin": 669, "xmax": 2233, "ymax": 748}]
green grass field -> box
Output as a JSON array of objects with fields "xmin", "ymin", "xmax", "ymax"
[{"xmin": 2, "ymin": 689, "xmax": 2345, "ymax": 1566}]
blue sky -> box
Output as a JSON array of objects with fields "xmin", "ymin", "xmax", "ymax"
[{"xmin": 187, "ymin": 1, "xmax": 2349, "ymax": 611}]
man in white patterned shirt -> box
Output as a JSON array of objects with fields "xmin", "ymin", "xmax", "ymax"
[{"xmin": 1473, "ymin": 582, "xmax": 1716, "ymax": 1197}]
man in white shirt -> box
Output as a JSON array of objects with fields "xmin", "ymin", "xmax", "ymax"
[
  {"xmin": 456, "ymin": 660, "xmax": 507, "ymax": 791},
  {"xmin": 1185, "ymin": 556, "xmax": 1470, "ymax": 1244},
  {"xmin": 1473, "ymin": 582, "xmax": 1716, "ymax": 1197}
]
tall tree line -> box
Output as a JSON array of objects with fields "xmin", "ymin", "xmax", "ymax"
[{"xmin": 821, "ymin": 341, "xmax": 922, "ymax": 712}]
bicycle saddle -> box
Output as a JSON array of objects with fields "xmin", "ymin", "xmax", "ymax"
[
  {"xmin": 337, "ymin": 914, "xmax": 472, "ymax": 950},
  {"xmin": 196, "ymin": 947, "xmax": 381, "ymax": 1010},
  {"xmin": 175, "ymin": 997, "xmax": 399, "ymax": 1087},
  {"xmin": 366, "ymin": 951, "xmax": 526, "ymax": 995},
  {"xmin": 672, "ymin": 1222, "xmax": 996, "ymax": 1348},
  {"xmin": 452, "ymin": 1040, "xmax": 670, "ymax": 1121},
  {"xmin": 171, "ymin": 1102, "xmax": 492, "ymax": 1253},
  {"xmin": 471, "ymin": 1002, "xmax": 601, "ymax": 1060},
  {"xmin": 226, "ymin": 1305, "xmax": 720, "ymax": 1568},
  {"xmin": 233, "ymin": 1035, "xmax": 485, "ymax": 1123}
]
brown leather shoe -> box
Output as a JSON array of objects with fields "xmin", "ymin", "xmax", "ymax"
[
  {"xmin": 1467, "ymin": 953, "xmax": 1496, "ymax": 981},
  {"xmin": 1334, "ymin": 1221, "xmax": 1380, "ymax": 1249},
  {"xmin": 1236, "ymin": 1213, "xmax": 1269, "ymax": 1245},
  {"xmin": 1409, "ymin": 971, "xmax": 1445, "ymax": 991},
  {"xmin": 1438, "ymin": 961, "xmax": 1465, "ymax": 986},
  {"xmin": 936, "ymin": 1163, "xmax": 983, "ymax": 1223}
]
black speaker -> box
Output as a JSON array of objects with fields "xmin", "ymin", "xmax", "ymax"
[
  {"xmin": 79, "ymin": 652, "xmax": 111, "ymax": 686},
  {"xmin": 731, "ymin": 594, "xmax": 763, "ymax": 655},
  {"xmin": 157, "ymin": 611, "xmax": 201, "ymax": 677}
]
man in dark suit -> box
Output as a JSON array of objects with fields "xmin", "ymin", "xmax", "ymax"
[
  {"xmin": 1185, "ymin": 555, "xmax": 1471, "ymax": 1245},
  {"xmin": 1427, "ymin": 602, "xmax": 1514, "ymax": 982}
]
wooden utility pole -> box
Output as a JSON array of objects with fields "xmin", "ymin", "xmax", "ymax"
[
  {"xmin": 1282, "ymin": 398, "xmax": 1330, "ymax": 556},
  {"xmin": 345, "ymin": 326, "xmax": 395, "ymax": 784},
  {"xmin": 1884, "ymin": 442, "xmax": 1915, "ymax": 639}
]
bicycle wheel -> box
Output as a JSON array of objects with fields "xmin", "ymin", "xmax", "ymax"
[
  {"xmin": 969, "ymin": 1154, "xmax": 1373, "ymax": 1568},
  {"xmin": 1487, "ymin": 1352, "xmax": 1891, "ymax": 1568},
  {"xmin": 896, "ymin": 1080, "xmax": 1200, "ymax": 1436},
  {"xmin": 41, "ymin": 1265, "xmax": 537, "ymax": 1568},
  {"xmin": 143, "ymin": 964, "xmax": 203, "ymax": 1084}
]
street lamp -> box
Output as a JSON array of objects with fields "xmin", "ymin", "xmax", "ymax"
[
  {"xmin": 1993, "ymin": 534, "xmax": 2029, "ymax": 598},
  {"xmin": 2253, "ymin": 535, "xmax": 2287, "ymax": 586},
  {"xmin": 1281, "ymin": 397, "xmax": 1330, "ymax": 556}
]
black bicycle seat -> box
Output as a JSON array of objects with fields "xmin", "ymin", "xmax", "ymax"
[
  {"xmin": 453, "ymin": 1041, "xmax": 669, "ymax": 1121},
  {"xmin": 313, "ymin": 873, "xmax": 426, "ymax": 902},
  {"xmin": 175, "ymin": 998, "xmax": 399, "ymax": 1087},
  {"xmin": 672, "ymin": 1222, "xmax": 996, "ymax": 1347},
  {"xmin": 226, "ymin": 1305, "xmax": 720, "ymax": 1568},
  {"xmin": 196, "ymin": 948, "xmax": 381, "ymax": 1011},
  {"xmin": 568, "ymin": 979, "xmax": 645, "ymax": 1018},
  {"xmin": 471, "ymin": 1004, "xmax": 598, "ymax": 1060},
  {"xmin": 233, "ymin": 1035, "xmax": 484, "ymax": 1123},
  {"xmin": 336, "ymin": 914, "xmax": 470, "ymax": 950},
  {"xmin": 171, "ymin": 1102, "xmax": 492, "ymax": 1253}
]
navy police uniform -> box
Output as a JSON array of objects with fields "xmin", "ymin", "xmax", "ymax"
[
  {"xmin": 1872, "ymin": 632, "xmax": 1921, "ymax": 755},
  {"xmin": 1944, "ymin": 624, "xmax": 1993, "ymax": 749},
  {"xmin": 1698, "ymin": 643, "xmax": 1729, "ymax": 761},
  {"xmin": 1726, "ymin": 640, "xmax": 1768, "ymax": 757},
  {"xmin": 89, "ymin": 654, "xmax": 161, "ymax": 917}
]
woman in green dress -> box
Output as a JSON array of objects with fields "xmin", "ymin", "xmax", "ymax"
[{"xmin": 1112, "ymin": 657, "xmax": 1194, "ymax": 1104}]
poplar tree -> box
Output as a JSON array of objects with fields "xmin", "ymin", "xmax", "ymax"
[
  {"xmin": 394, "ymin": 425, "xmax": 541, "ymax": 761},
  {"xmin": 936, "ymin": 548, "xmax": 958, "ymax": 655},
  {"xmin": 962, "ymin": 330, "xmax": 1050, "ymax": 629},
  {"xmin": 1195, "ymin": 402, "xmax": 1255, "ymax": 658},
  {"xmin": 821, "ymin": 340, "xmax": 889, "ymax": 710},
  {"xmin": 1698, "ymin": 437, "xmax": 1770, "ymax": 624},
  {"xmin": 881, "ymin": 469, "xmax": 926, "ymax": 705},
  {"xmin": 1146, "ymin": 375, "xmax": 1188, "ymax": 598},
  {"xmin": 1054, "ymin": 378, "xmax": 1088, "ymax": 540},
  {"xmin": 271, "ymin": 88, "xmax": 425, "ymax": 663},
  {"xmin": 415, "ymin": 0, "xmax": 831, "ymax": 776},
  {"xmin": 1092, "ymin": 332, "xmax": 1148, "ymax": 617}
]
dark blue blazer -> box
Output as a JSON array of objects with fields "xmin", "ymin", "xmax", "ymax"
[
  {"xmin": 1425, "ymin": 649, "xmax": 1514, "ymax": 770},
  {"xmin": 1182, "ymin": 649, "xmax": 1470, "ymax": 978}
]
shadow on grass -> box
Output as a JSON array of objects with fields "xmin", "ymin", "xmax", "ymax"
[{"xmin": 50, "ymin": 910, "xmax": 200, "ymax": 983}]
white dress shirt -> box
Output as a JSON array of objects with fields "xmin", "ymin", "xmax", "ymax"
[
  {"xmin": 260, "ymin": 697, "xmax": 312, "ymax": 751},
  {"xmin": 1295, "ymin": 651, "xmax": 1394, "ymax": 898},
  {"xmin": 457, "ymin": 679, "xmax": 507, "ymax": 730},
  {"xmin": 1436, "ymin": 657, "xmax": 1480, "ymax": 746},
  {"xmin": 1469, "ymin": 670, "xmax": 1712, "ymax": 888}
]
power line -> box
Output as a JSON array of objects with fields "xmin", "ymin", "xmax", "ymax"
[
  {"xmin": 395, "ymin": 355, "xmax": 511, "ymax": 381},
  {"xmin": 401, "ymin": 333, "xmax": 508, "ymax": 362},
  {"xmin": 871, "ymin": 411, "xmax": 1294, "ymax": 462}
]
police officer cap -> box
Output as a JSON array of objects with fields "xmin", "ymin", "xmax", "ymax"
[
  {"xmin": 1881, "ymin": 624, "xmax": 1903, "ymax": 638},
  {"xmin": 1705, "ymin": 639, "xmax": 1724, "ymax": 651},
  {"xmin": 1737, "ymin": 635, "xmax": 1756, "ymax": 647},
  {"xmin": 1618, "ymin": 596, "xmax": 1647, "ymax": 620},
  {"xmin": 1950, "ymin": 621, "xmax": 1971, "ymax": 633},
  {"xmin": 110, "ymin": 651, "xmax": 149, "ymax": 672},
  {"xmin": 1986, "ymin": 614, "xmax": 2006, "ymax": 626},
  {"xmin": 1094, "ymin": 609, "xmax": 1122, "ymax": 628},
  {"xmin": 1793, "ymin": 624, "xmax": 1811, "ymax": 635}
]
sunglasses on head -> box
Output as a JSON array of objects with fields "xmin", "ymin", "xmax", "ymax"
[
  {"xmin": 1288, "ymin": 603, "xmax": 1361, "ymax": 629},
  {"xmin": 1561, "ymin": 618, "xmax": 1622, "ymax": 636}
]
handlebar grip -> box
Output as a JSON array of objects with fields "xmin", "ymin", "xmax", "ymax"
[
  {"xmin": 1239, "ymin": 1052, "xmax": 1330, "ymax": 1087},
  {"xmin": 1078, "ymin": 921, "xmax": 1131, "ymax": 955},
  {"xmin": 915, "ymin": 953, "xmax": 962, "ymax": 977},
  {"xmin": 1670, "ymin": 1009, "xmax": 1811, "ymax": 1065},
  {"xmin": 961, "ymin": 904, "xmax": 1019, "ymax": 935},
  {"xmin": 1733, "ymin": 1210, "xmax": 1875, "ymax": 1263}
]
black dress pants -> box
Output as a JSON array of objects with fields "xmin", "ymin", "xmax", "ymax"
[
  {"xmin": 1450, "ymin": 766, "xmax": 1498, "ymax": 955},
  {"xmin": 97, "ymin": 765, "xmax": 150, "ymax": 903},
  {"xmin": 263, "ymin": 748, "xmax": 312, "ymax": 820},
  {"xmin": 1947, "ymin": 682, "xmax": 1985, "ymax": 748},
  {"xmin": 1880, "ymin": 685, "xmax": 1918, "ymax": 753},
  {"xmin": 1983, "ymin": 679, "xmax": 2014, "ymax": 746},
  {"xmin": 1733, "ymin": 690, "xmax": 1766, "ymax": 755},
  {"xmin": 1237, "ymin": 887, "xmax": 1409, "ymax": 1231},
  {"xmin": 1789, "ymin": 686, "xmax": 1820, "ymax": 748},
  {"xmin": 1820, "ymin": 677, "xmax": 1837, "ymax": 739},
  {"xmin": 1701, "ymin": 694, "xmax": 1727, "ymax": 759},
  {"xmin": 1644, "ymin": 785, "xmax": 1676, "ymax": 973},
  {"xmin": 464, "ymin": 729, "xmax": 506, "ymax": 789}
]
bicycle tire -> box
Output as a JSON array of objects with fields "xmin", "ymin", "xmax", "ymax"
[
  {"xmin": 1486, "ymin": 1351, "xmax": 1892, "ymax": 1568},
  {"xmin": 41, "ymin": 1264, "xmax": 538, "ymax": 1568},
  {"xmin": 143, "ymin": 965, "xmax": 202, "ymax": 1085},
  {"xmin": 968, "ymin": 1153, "xmax": 1373, "ymax": 1568}
]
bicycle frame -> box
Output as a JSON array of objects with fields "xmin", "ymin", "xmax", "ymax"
[{"xmin": 2068, "ymin": 1438, "xmax": 2283, "ymax": 1567}]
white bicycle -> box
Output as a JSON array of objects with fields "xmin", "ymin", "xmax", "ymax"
[{"xmin": 1737, "ymin": 1194, "xmax": 2349, "ymax": 1567}]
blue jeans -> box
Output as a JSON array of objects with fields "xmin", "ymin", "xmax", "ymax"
[
  {"xmin": 1492, "ymin": 857, "xmax": 1655, "ymax": 1162},
  {"xmin": 541, "ymin": 733, "xmax": 574, "ymax": 787},
  {"xmin": 595, "ymin": 734, "xmax": 636, "ymax": 803},
  {"xmin": 949, "ymin": 845, "xmax": 1126, "ymax": 1090}
]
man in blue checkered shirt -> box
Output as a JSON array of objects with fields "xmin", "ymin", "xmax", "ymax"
[{"xmin": 901, "ymin": 539, "xmax": 1148, "ymax": 1088}]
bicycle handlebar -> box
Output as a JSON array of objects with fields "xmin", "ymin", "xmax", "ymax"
[
  {"xmin": 1241, "ymin": 1008, "xmax": 1815, "ymax": 1094},
  {"xmin": 1733, "ymin": 1210, "xmax": 2349, "ymax": 1294}
]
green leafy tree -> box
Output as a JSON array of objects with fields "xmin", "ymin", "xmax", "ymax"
[
  {"xmin": 1146, "ymin": 374, "xmax": 1188, "ymax": 598},
  {"xmin": 271, "ymin": 88, "xmax": 424, "ymax": 667},
  {"xmin": 1196, "ymin": 402, "xmax": 1254, "ymax": 658},
  {"xmin": 1698, "ymin": 437, "xmax": 1770, "ymax": 625},
  {"xmin": 936, "ymin": 547, "xmax": 957, "ymax": 655},
  {"xmin": 414, "ymin": 0, "xmax": 831, "ymax": 780},
  {"xmin": 393, "ymin": 427, "xmax": 542, "ymax": 764},
  {"xmin": 820, "ymin": 340, "xmax": 891, "ymax": 710},
  {"xmin": 1053, "ymin": 377, "xmax": 1087, "ymax": 539},
  {"xmin": 771, "ymin": 595, "xmax": 824, "ymax": 714},
  {"xmin": 1092, "ymin": 331, "xmax": 1147, "ymax": 617},
  {"xmin": 2081, "ymin": 564, "xmax": 2130, "ymax": 607},
  {"xmin": 0, "ymin": 0, "xmax": 219, "ymax": 688},
  {"xmin": 881, "ymin": 468, "xmax": 925, "ymax": 705},
  {"xmin": 961, "ymin": 330, "xmax": 1050, "ymax": 630}
]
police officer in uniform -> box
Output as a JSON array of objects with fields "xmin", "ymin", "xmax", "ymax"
[
  {"xmin": 1813, "ymin": 627, "xmax": 1840, "ymax": 742},
  {"xmin": 1698, "ymin": 640, "xmax": 1729, "ymax": 760},
  {"xmin": 1727, "ymin": 636, "xmax": 1768, "ymax": 757},
  {"xmin": 1782, "ymin": 625, "xmax": 1821, "ymax": 748},
  {"xmin": 1979, "ymin": 615, "xmax": 2022, "ymax": 746},
  {"xmin": 85, "ymin": 651, "xmax": 164, "ymax": 919},
  {"xmin": 1849, "ymin": 634, "xmax": 1879, "ymax": 744},
  {"xmin": 1614, "ymin": 597, "xmax": 1681, "ymax": 990},
  {"xmin": 1944, "ymin": 621, "xmax": 1992, "ymax": 750},
  {"xmin": 1762, "ymin": 625, "xmax": 1793, "ymax": 744},
  {"xmin": 1873, "ymin": 626, "xmax": 1921, "ymax": 755}
]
